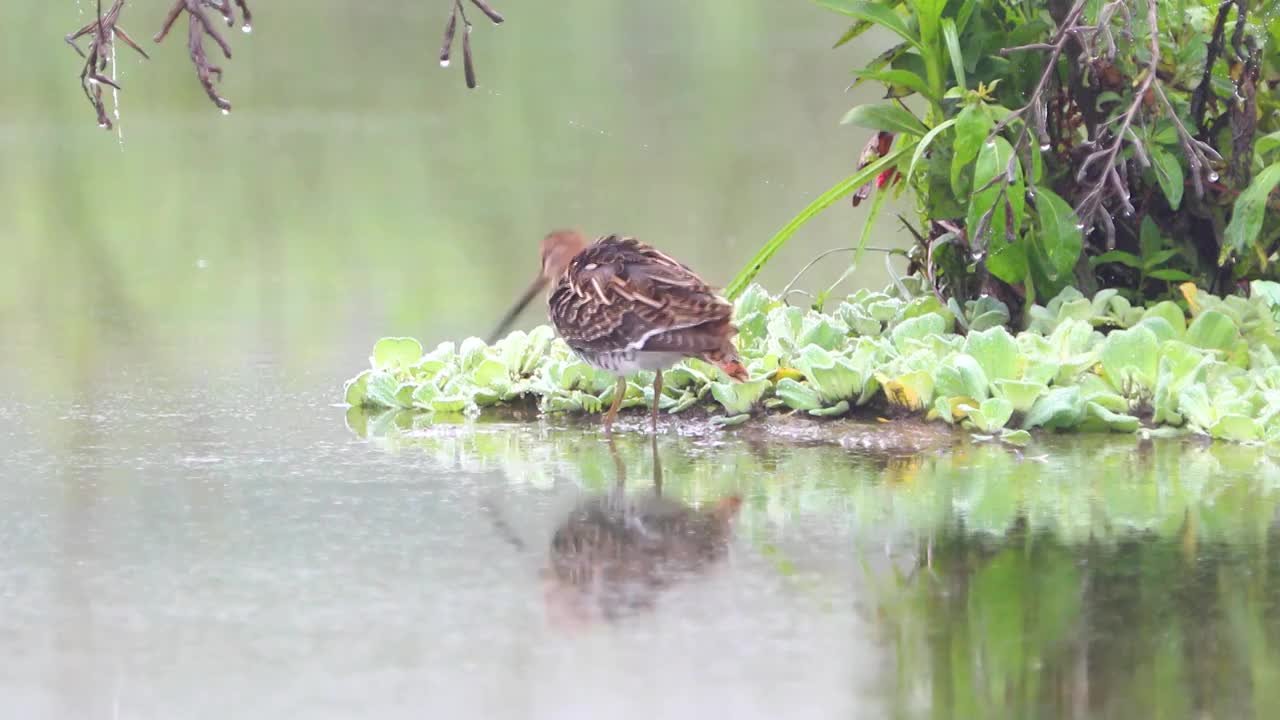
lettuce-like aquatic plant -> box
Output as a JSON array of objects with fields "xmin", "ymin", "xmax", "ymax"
[{"xmin": 344, "ymin": 282, "xmax": 1280, "ymax": 444}]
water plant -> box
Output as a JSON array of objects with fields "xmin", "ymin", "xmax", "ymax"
[{"xmin": 343, "ymin": 279, "xmax": 1280, "ymax": 444}]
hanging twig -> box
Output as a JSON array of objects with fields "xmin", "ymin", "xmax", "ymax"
[
  {"xmin": 66, "ymin": 0, "xmax": 149, "ymax": 129},
  {"xmin": 439, "ymin": 0, "xmax": 505, "ymax": 89},
  {"xmin": 153, "ymin": 0, "xmax": 253, "ymax": 112}
]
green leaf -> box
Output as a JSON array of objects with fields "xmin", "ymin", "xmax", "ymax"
[
  {"xmin": 1032, "ymin": 188, "xmax": 1083, "ymax": 282},
  {"xmin": 960, "ymin": 397, "xmax": 1013, "ymax": 433},
  {"xmin": 907, "ymin": 118, "xmax": 957, "ymax": 182},
  {"xmin": 942, "ymin": 18, "xmax": 965, "ymax": 90},
  {"xmin": 1023, "ymin": 386, "xmax": 1085, "ymax": 429},
  {"xmin": 795, "ymin": 345, "xmax": 872, "ymax": 404},
  {"xmin": 891, "ymin": 313, "xmax": 946, "ymax": 351},
  {"xmin": 1090, "ymin": 250, "xmax": 1143, "ymax": 269},
  {"xmin": 1185, "ymin": 310, "xmax": 1238, "ymax": 352},
  {"xmin": 987, "ymin": 240, "xmax": 1028, "ymax": 285},
  {"xmin": 711, "ymin": 379, "xmax": 771, "ymax": 416},
  {"xmin": 343, "ymin": 369, "xmax": 373, "ymax": 407},
  {"xmin": 365, "ymin": 371, "xmax": 403, "ymax": 408},
  {"xmin": 1150, "ymin": 147, "xmax": 1185, "ymax": 210},
  {"xmin": 1223, "ymin": 162, "xmax": 1280, "ymax": 264},
  {"xmin": 967, "ymin": 137, "xmax": 1025, "ymax": 275},
  {"xmin": 776, "ymin": 377, "xmax": 824, "ymax": 411},
  {"xmin": 371, "ymin": 337, "xmax": 424, "ymax": 371},
  {"xmin": 1142, "ymin": 249, "xmax": 1179, "ymax": 270},
  {"xmin": 1148, "ymin": 269, "xmax": 1194, "ymax": 282},
  {"xmin": 951, "ymin": 104, "xmax": 993, "ymax": 197},
  {"xmin": 1000, "ymin": 429, "xmax": 1032, "ymax": 446},
  {"xmin": 1143, "ymin": 301, "xmax": 1186, "ymax": 336},
  {"xmin": 816, "ymin": 1, "xmax": 921, "ymax": 49},
  {"xmin": 964, "ymin": 326, "xmax": 1019, "ymax": 383},
  {"xmin": 809, "ymin": 400, "xmax": 851, "ymax": 417},
  {"xmin": 841, "ymin": 103, "xmax": 928, "ymax": 136},
  {"xmin": 1211, "ymin": 415, "xmax": 1262, "ymax": 442},
  {"xmin": 991, "ymin": 379, "xmax": 1048, "ymax": 413},
  {"xmin": 849, "ymin": 68, "xmax": 932, "ymax": 99},
  {"xmin": 1084, "ymin": 401, "xmax": 1141, "ymax": 433},
  {"xmin": 1100, "ymin": 327, "xmax": 1159, "ymax": 396},
  {"xmin": 833, "ymin": 19, "xmax": 873, "ymax": 48},
  {"xmin": 935, "ymin": 353, "xmax": 990, "ymax": 400},
  {"xmin": 1257, "ymin": 129, "xmax": 1280, "ymax": 158}
]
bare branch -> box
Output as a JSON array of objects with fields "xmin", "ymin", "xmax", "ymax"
[
  {"xmin": 66, "ymin": 0, "xmax": 148, "ymax": 130},
  {"xmin": 153, "ymin": 0, "xmax": 252, "ymax": 113},
  {"xmin": 439, "ymin": 0, "xmax": 504, "ymax": 89}
]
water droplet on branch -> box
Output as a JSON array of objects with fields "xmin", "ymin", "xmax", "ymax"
[{"xmin": 241, "ymin": 24, "xmax": 252, "ymax": 34}]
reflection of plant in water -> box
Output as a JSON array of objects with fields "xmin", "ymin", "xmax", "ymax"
[
  {"xmin": 876, "ymin": 522, "xmax": 1280, "ymax": 719},
  {"xmin": 359, "ymin": 414, "xmax": 1280, "ymax": 711},
  {"xmin": 349, "ymin": 412, "xmax": 1280, "ymax": 546}
]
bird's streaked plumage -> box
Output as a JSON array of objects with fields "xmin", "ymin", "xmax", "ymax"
[{"xmin": 489, "ymin": 230, "xmax": 748, "ymax": 433}]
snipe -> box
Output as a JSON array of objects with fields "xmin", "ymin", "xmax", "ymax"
[{"xmin": 488, "ymin": 230, "xmax": 748, "ymax": 433}]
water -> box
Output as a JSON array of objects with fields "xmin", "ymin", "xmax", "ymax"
[{"xmin": 5, "ymin": 1, "xmax": 1280, "ymax": 718}]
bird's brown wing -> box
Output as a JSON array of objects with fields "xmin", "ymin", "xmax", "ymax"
[{"xmin": 548, "ymin": 235, "xmax": 736, "ymax": 357}]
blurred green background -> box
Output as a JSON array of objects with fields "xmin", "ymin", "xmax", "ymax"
[{"xmin": 0, "ymin": 0, "xmax": 903, "ymax": 397}]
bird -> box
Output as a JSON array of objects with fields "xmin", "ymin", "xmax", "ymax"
[{"xmin": 488, "ymin": 230, "xmax": 749, "ymax": 433}]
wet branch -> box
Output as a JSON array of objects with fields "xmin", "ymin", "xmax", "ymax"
[
  {"xmin": 153, "ymin": 0, "xmax": 253, "ymax": 112},
  {"xmin": 984, "ymin": 0, "xmax": 1221, "ymax": 252},
  {"xmin": 66, "ymin": 0, "xmax": 150, "ymax": 130},
  {"xmin": 439, "ymin": 0, "xmax": 504, "ymax": 89}
]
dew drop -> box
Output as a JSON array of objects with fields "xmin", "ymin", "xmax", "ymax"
[
  {"xmin": 440, "ymin": 59, "xmax": 450, "ymax": 67},
  {"xmin": 221, "ymin": 109, "xmax": 230, "ymax": 116},
  {"xmin": 1207, "ymin": 171, "xmax": 1219, "ymax": 182},
  {"xmin": 1039, "ymin": 143, "xmax": 1051, "ymax": 151},
  {"xmin": 985, "ymin": 140, "xmax": 996, "ymax": 149},
  {"xmin": 1074, "ymin": 223, "xmax": 1086, "ymax": 231},
  {"xmin": 98, "ymin": 122, "xmax": 108, "ymax": 129},
  {"xmin": 241, "ymin": 24, "xmax": 252, "ymax": 34}
]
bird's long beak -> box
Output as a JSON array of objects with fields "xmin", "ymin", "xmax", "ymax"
[{"xmin": 487, "ymin": 275, "xmax": 547, "ymax": 344}]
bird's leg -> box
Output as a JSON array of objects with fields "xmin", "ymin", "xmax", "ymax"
[
  {"xmin": 650, "ymin": 432, "xmax": 662, "ymax": 496},
  {"xmin": 603, "ymin": 376, "xmax": 626, "ymax": 434},
  {"xmin": 651, "ymin": 371, "xmax": 663, "ymax": 433}
]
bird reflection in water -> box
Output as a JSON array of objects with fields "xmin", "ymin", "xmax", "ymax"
[{"xmin": 542, "ymin": 437, "xmax": 742, "ymax": 627}]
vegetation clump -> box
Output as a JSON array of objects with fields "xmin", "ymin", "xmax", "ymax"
[
  {"xmin": 343, "ymin": 279, "xmax": 1280, "ymax": 444},
  {"xmin": 728, "ymin": 0, "xmax": 1280, "ymax": 312}
]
